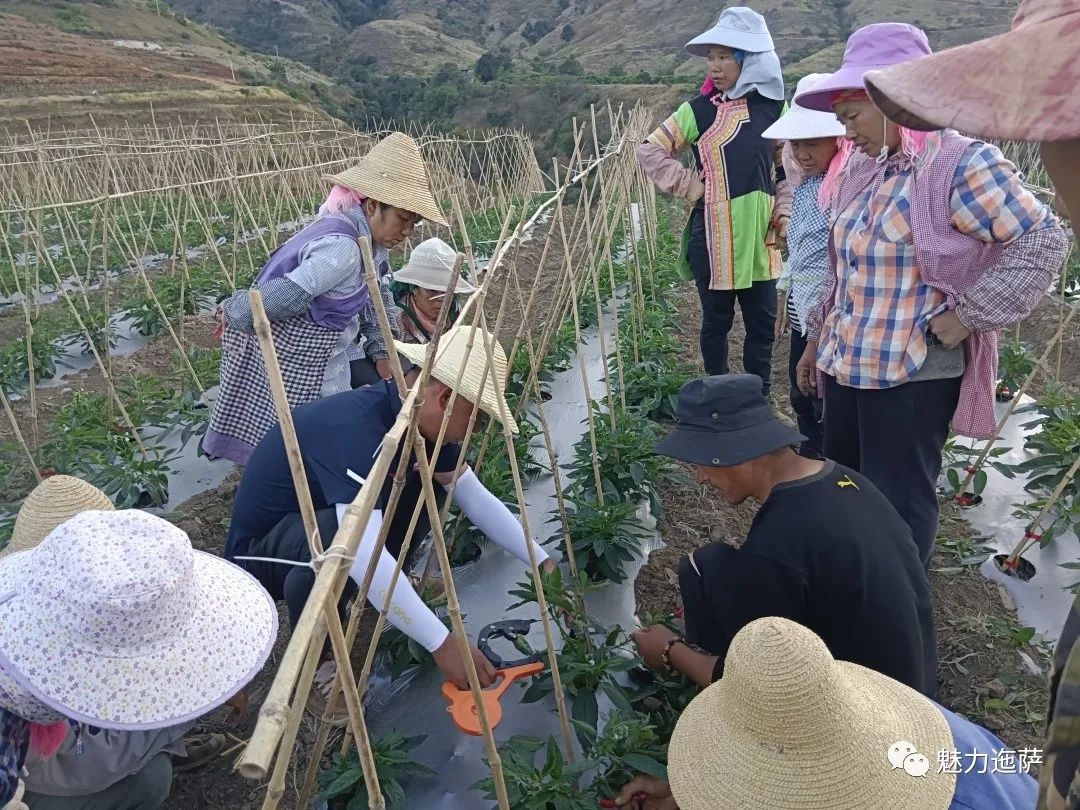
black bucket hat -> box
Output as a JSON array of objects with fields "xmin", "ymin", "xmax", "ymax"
[{"xmin": 655, "ymin": 375, "xmax": 805, "ymax": 467}]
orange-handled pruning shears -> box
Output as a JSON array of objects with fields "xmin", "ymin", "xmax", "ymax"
[{"xmin": 441, "ymin": 619, "xmax": 546, "ymax": 735}]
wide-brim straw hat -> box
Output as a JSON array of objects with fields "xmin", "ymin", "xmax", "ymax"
[
  {"xmin": 1, "ymin": 475, "xmax": 114, "ymax": 559},
  {"xmin": 795, "ymin": 23, "xmax": 932, "ymax": 113},
  {"xmin": 0, "ymin": 510, "xmax": 277, "ymax": 730},
  {"xmin": 393, "ymin": 238, "xmax": 476, "ymax": 294},
  {"xmin": 864, "ymin": 0, "xmax": 1080, "ymax": 141},
  {"xmin": 668, "ymin": 617, "xmax": 957, "ymax": 809},
  {"xmin": 686, "ymin": 6, "xmax": 775, "ymax": 56},
  {"xmin": 326, "ymin": 132, "xmax": 448, "ymax": 226},
  {"xmin": 395, "ymin": 325, "xmax": 518, "ymax": 434},
  {"xmin": 762, "ymin": 74, "xmax": 848, "ymax": 141}
]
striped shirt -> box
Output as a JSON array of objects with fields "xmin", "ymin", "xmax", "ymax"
[{"xmin": 818, "ymin": 143, "xmax": 1053, "ymax": 389}]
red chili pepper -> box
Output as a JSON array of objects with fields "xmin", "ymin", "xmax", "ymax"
[
  {"xmin": 599, "ymin": 793, "xmax": 646, "ymax": 808},
  {"xmin": 40, "ymin": 468, "xmax": 57, "ymax": 478}
]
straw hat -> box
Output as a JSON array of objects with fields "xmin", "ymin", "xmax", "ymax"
[
  {"xmin": 326, "ymin": 132, "xmax": 448, "ymax": 226},
  {"xmin": 668, "ymin": 617, "xmax": 956, "ymax": 810},
  {"xmin": 795, "ymin": 23, "xmax": 932, "ymax": 113},
  {"xmin": 762, "ymin": 74, "xmax": 848, "ymax": 141},
  {"xmin": 1, "ymin": 475, "xmax": 114, "ymax": 559},
  {"xmin": 0, "ymin": 510, "xmax": 277, "ymax": 730},
  {"xmin": 393, "ymin": 238, "xmax": 477, "ymax": 294},
  {"xmin": 685, "ymin": 7, "xmax": 775, "ymax": 56},
  {"xmin": 864, "ymin": 0, "xmax": 1080, "ymax": 141},
  {"xmin": 394, "ymin": 325, "xmax": 518, "ymax": 434}
]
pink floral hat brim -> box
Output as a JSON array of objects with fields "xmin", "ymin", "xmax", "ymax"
[
  {"xmin": 864, "ymin": 5, "xmax": 1080, "ymax": 141},
  {"xmin": 0, "ymin": 544, "xmax": 278, "ymax": 731}
]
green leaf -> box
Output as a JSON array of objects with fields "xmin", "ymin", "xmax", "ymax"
[
  {"xmin": 621, "ymin": 753, "xmax": 668, "ymax": 779},
  {"xmin": 973, "ymin": 470, "xmax": 988, "ymax": 495},
  {"xmin": 324, "ymin": 768, "xmax": 363, "ymax": 797},
  {"xmin": 571, "ymin": 690, "xmax": 599, "ymax": 745}
]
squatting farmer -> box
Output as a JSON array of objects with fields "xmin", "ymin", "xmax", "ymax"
[
  {"xmin": 638, "ymin": 6, "xmax": 787, "ymax": 395},
  {"xmin": 0, "ymin": 510, "xmax": 276, "ymax": 810},
  {"xmin": 614, "ymin": 618, "xmax": 1037, "ymax": 810},
  {"xmin": 224, "ymin": 325, "xmax": 556, "ymax": 723},
  {"xmin": 203, "ymin": 131, "xmax": 447, "ymax": 466},
  {"xmin": 630, "ymin": 375, "xmax": 936, "ymax": 697}
]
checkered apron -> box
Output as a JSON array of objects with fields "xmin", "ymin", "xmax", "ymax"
[{"xmin": 206, "ymin": 316, "xmax": 339, "ymax": 459}]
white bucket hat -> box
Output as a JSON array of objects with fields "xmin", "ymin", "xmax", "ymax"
[
  {"xmin": 686, "ymin": 6, "xmax": 775, "ymax": 56},
  {"xmin": 394, "ymin": 325, "xmax": 518, "ymax": 434},
  {"xmin": 393, "ymin": 238, "xmax": 476, "ymax": 294},
  {"xmin": 326, "ymin": 132, "xmax": 448, "ymax": 226},
  {"xmin": 0, "ymin": 510, "xmax": 277, "ymax": 730},
  {"xmin": 762, "ymin": 74, "xmax": 849, "ymax": 140},
  {"xmin": 668, "ymin": 617, "xmax": 956, "ymax": 809}
]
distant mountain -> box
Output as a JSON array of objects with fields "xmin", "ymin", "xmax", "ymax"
[{"xmin": 166, "ymin": 0, "xmax": 1018, "ymax": 80}]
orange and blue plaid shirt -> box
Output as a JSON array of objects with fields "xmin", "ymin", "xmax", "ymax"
[{"xmin": 818, "ymin": 143, "xmax": 1053, "ymax": 389}]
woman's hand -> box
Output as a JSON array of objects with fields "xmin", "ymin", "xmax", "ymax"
[
  {"xmin": 686, "ymin": 175, "xmax": 706, "ymax": 205},
  {"xmin": 774, "ymin": 291, "xmax": 789, "ymax": 339},
  {"xmin": 796, "ymin": 341, "xmax": 818, "ymax": 396},
  {"xmin": 612, "ymin": 775, "xmax": 678, "ymax": 809},
  {"xmin": 631, "ymin": 625, "xmax": 678, "ymax": 671},
  {"xmin": 928, "ymin": 310, "xmax": 971, "ymax": 349},
  {"xmin": 774, "ymin": 214, "xmax": 790, "ymax": 253}
]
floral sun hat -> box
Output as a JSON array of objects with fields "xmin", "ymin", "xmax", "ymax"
[{"xmin": 0, "ymin": 510, "xmax": 277, "ymax": 730}]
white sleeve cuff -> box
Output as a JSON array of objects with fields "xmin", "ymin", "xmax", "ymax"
[{"xmin": 450, "ymin": 467, "xmax": 549, "ymax": 566}]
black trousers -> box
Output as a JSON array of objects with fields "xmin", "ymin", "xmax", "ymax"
[
  {"xmin": 822, "ymin": 374, "xmax": 961, "ymax": 567},
  {"xmin": 788, "ymin": 329, "xmax": 823, "ymax": 458},
  {"xmin": 688, "ymin": 208, "xmax": 776, "ymax": 395},
  {"xmin": 239, "ymin": 479, "xmax": 446, "ymax": 630}
]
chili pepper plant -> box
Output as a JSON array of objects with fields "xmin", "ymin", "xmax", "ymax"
[{"xmin": 319, "ymin": 732, "xmax": 434, "ymax": 810}]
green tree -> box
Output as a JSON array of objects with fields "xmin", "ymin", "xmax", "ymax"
[{"xmin": 561, "ymin": 23, "xmax": 574, "ymax": 42}]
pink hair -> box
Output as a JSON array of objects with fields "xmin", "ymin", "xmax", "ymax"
[
  {"xmin": 319, "ymin": 185, "xmax": 366, "ymax": 215},
  {"xmin": 28, "ymin": 720, "xmax": 69, "ymax": 760},
  {"xmin": 818, "ymin": 138, "xmax": 854, "ymax": 210}
]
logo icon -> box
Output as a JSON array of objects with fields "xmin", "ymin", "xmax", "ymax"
[
  {"xmin": 888, "ymin": 741, "xmax": 930, "ymax": 778},
  {"xmin": 837, "ymin": 475, "xmax": 860, "ymax": 490}
]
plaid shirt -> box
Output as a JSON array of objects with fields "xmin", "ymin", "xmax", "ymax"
[
  {"xmin": 0, "ymin": 710, "xmax": 27, "ymax": 806},
  {"xmin": 818, "ymin": 143, "xmax": 1053, "ymax": 388}
]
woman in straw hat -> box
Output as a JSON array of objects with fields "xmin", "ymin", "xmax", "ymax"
[
  {"xmin": 0, "ymin": 510, "xmax": 277, "ymax": 809},
  {"xmin": 613, "ymin": 617, "xmax": 1036, "ymax": 809},
  {"xmin": 203, "ymin": 131, "xmax": 448, "ymax": 466},
  {"xmin": 226, "ymin": 324, "xmax": 555, "ymax": 721},
  {"xmin": 638, "ymin": 6, "xmax": 787, "ymax": 395},
  {"xmin": 855, "ymin": 5, "xmax": 1078, "ymax": 806},
  {"xmin": 347, "ymin": 236, "xmax": 475, "ymax": 387},
  {"xmin": 763, "ymin": 73, "xmax": 850, "ymax": 459},
  {"xmin": 791, "ymin": 22, "xmax": 1069, "ymax": 567}
]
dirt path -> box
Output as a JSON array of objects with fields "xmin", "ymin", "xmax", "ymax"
[{"xmin": 633, "ymin": 280, "xmax": 1051, "ymax": 753}]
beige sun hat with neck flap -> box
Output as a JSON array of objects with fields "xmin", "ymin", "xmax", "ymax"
[
  {"xmin": 1, "ymin": 474, "xmax": 114, "ymax": 558},
  {"xmin": 326, "ymin": 132, "xmax": 448, "ymax": 226},
  {"xmin": 394, "ymin": 238, "xmax": 477, "ymax": 294},
  {"xmin": 394, "ymin": 324, "xmax": 518, "ymax": 434},
  {"xmin": 668, "ymin": 617, "xmax": 957, "ymax": 810}
]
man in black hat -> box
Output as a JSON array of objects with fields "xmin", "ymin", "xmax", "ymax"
[{"xmin": 632, "ymin": 374, "xmax": 937, "ymax": 697}]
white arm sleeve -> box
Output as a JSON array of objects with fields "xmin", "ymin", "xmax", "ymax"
[
  {"xmin": 340, "ymin": 504, "xmax": 450, "ymax": 653},
  {"xmin": 448, "ymin": 468, "xmax": 550, "ymax": 566}
]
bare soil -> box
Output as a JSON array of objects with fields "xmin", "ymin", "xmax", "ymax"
[{"xmin": 633, "ymin": 278, "xmax": 1051, "ymax": 755}]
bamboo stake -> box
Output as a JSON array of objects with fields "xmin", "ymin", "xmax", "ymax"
[{"xmin": 0, "ymin": 387, "xmax": 40, "ymax": 484}]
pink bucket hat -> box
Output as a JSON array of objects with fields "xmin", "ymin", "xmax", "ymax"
[
  {"xmin": 864, "ymin": 0, "xmax": 1080, "ymax": 141},
  {"xmin": 794, "ymin": 23, "xmax": 932, "ymax": 112},
  {"xmin": 0, "ymin": 510, "xmax": 277, "ymax": 730}
]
